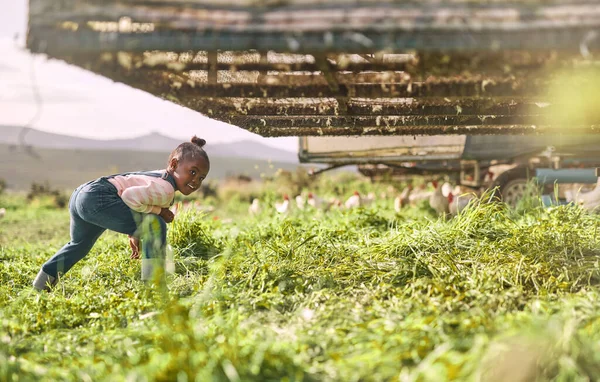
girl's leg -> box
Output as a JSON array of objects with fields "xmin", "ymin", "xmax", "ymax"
[
  {"xmin": 34, "ymin": 185, "xmax": 106, "ymax": 290},
  {"xmin": 76, "ymin": 183, "xmax": 168, "ymax": 282},
  {"xmin": 40, "ymin": 212, "xmax": 105, "ymax": 278}
]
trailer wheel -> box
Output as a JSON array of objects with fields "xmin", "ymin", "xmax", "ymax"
[{"xmin": 491, "ymin": 166, "xmax": 535, "ymax": 207}]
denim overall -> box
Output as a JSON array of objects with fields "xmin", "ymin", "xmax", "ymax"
[{"xmin": 39, "ymin": 170, "xmax": 177, "ymax": 282}]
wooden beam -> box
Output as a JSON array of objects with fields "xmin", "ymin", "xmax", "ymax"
[
  {"xmin": 32, "ymin": 0, "xmax": 596, "ymax": 14},
  {"xmin": 181, "ymin": 72, "xmax": 411, "ymax": 86},
  {"xmin": 186, "ymin": 98, "xmax": 552, "ymax": 117},
  {"xmin": 128, "ymin": 60, "xmax": 416, "ymax": 72},
  {"xmin": 31, "ymin": 2, "xmax": 600, "ymax": 34},
  {"xmin": 116, "ymin": 51, "xmax": 562, "ymax": 77},
  {"xmin": 244, "ymin": 124, "xmax": 600, "ymax": 137},
  {"xmin": 58, "ymin": 50, "xmax": 590, "ymax": 82},
  {"xmin": 207, "ymin": 51, "xmax": 218, "ymax": 84},
  {"xmin": 28, "ymin": 24, "xmax": 600, "ymax": 55},
  {"xmin": 160, "ymin": 81, "xmax": 534, "ymax": 98},
  {"xmin": 228, "ymin": 115, "xmax": 551, "ymax": 128}
]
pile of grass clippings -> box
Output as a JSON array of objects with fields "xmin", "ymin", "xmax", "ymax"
[{"xmin": 2, "ymin": 189, "xmax": 600, "ymax": 381}]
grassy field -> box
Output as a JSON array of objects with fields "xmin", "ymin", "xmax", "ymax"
[{"xmin": 2, "ymin": 175, "xmax": 600, "ymax": 381}]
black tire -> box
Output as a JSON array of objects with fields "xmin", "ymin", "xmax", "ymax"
[{"xmin": 490, "ymin": 166, "xmax": 537, "ymax": 207}]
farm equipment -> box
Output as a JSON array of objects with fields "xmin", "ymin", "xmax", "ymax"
[
  {"xmin": 26, "ymin": 1, "xmax": 600, "ymax": 138},
  {"xmin": 299, "ymin": 134, "xmax": 600, "ymax": 206}
]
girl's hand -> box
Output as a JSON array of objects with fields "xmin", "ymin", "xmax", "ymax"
[
  {"xmin": 129, "ymin": 236, "xmax": 140, "ymax": 259},
  {"xmin": 160, "ymin": 208, "xmax": 175, "ymax": 223}
]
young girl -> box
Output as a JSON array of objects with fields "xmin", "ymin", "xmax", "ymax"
[{"xmin": 33, "ymin": 136, "xmax": 210, "ymax": 291}]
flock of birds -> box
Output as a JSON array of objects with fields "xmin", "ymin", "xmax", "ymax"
[
  {"xmin": 3, "ymin": 178, "xmax": 599, "ymax": 221},
  {"xmin": 249, "ymin": 181, "xmax": 479, "ymax": 217}
]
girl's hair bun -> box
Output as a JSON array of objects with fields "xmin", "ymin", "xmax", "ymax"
[{"xmin": 191, "ymin": 135, "xmax": 206, "ymax": 148}]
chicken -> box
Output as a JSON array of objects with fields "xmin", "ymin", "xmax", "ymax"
[
  {"xmin": 0, "ymin": 208, "xmax": 5, "ymax": 219},
  {"xmin": 362, "ymin": 192, "xmax": 376, "ymax": 206},
  {"xmin": 248, "ymin": 198, "xmax": 261, "ymax": 215},
  {"xmin": 325, "ymin": 197, "xmax": 343, "ymax": 211},
  {"xmin": 409, "ymin": 184, "xmax": 433, "ymax": 205},
  {"xmin": 448, "ymin": 192, "xmax": 477, "ymax": 215},
  {"xmin": 429, "ymin": 181, "xmax": 449, "ymax": 216},
  {"xmin": 295, "ymin": 194, "xmax": 306, "ymax": 210},
  {"xmin": 307, "ymin": 192, "xmax": 325, "ymax": 209},
  {"xmin": 565, "ymin": 189, "xmax": 575, "ymax": 203},
  {"xmin": 345, "ymin": 191, "xmax": 361, "ymax": 209},
  {"xmin": 452, "ymin": 185, "xmax": 473, "ymax": 196},
  {"xmin": 394, "ymin": 185, "xmax": 413, "ymax": 212},
  {"xmin": 275, "ymin": 195, "xmax": 291, "ymax": 214},
  {"xmin": 192, "ymin": 200, "xmax": 215, "ymax": 213},
  {"xmin": 382, "ymin": 185, "xmax": 396, "ymax": 200},
  {"xmin": 564, "ymin": 183, "xmax": 593, "ymax": 203},
  {"xmin": 570, "ymin": 178, "xmax": 600, "ymax": 211},
  {"xmin": 173, "ymin": 200, "xmax": 214, "ymax": 214},
  {"xmin": 485, "ymin": 170, "xmax": 494, "ymax": 183},
  {"xmin": 441, "ymin": 182, "xmax": 453, "ymax": 198}
]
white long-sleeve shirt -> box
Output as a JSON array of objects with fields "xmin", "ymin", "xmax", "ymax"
[{"xmin": 108, "ymin": 172, "xmax": 175, "ymax": 214}]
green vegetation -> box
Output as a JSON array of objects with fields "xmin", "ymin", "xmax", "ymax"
[{"xmin": 1, "ymin": 175, "xmax": 600, "ymax": 381}]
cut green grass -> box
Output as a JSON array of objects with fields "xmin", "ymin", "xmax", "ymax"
[{"xmin": 2, "ymin": 185, "xmax": 600, "ymax": 381}]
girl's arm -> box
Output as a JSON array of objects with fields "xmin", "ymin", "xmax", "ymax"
[
  {"xmin": 120, "ymin": 181, "xmax": 174, "ymax": 214},
  {"xmin": 159, "ymin": 208, "xmax": 174, "ymax": 223}
]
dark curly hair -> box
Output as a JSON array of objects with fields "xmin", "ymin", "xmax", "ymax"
[{"xmin": 167, "ymin": 136, "xmax": 209, "ymax": 168}]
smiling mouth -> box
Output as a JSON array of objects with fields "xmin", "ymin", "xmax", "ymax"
[{"xmin": 187, "ymin": 183, "xmax": 197, "ymax": 190}]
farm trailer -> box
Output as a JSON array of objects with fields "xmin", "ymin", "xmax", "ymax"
[
  {"xmin": 26, "ymin": 1, "xmax": 600, "ymax": 139},
  {"xmin": 299, "ymin": 134, "xmax": 600, "ymax": 206}
]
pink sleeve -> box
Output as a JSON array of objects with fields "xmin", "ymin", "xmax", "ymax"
[{"xmin": 120, "ymin": 179, "xmax": 174, "ymax": 214}]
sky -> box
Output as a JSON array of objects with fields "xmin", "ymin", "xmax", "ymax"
[{"xmin": 0, "ymin": 0, "xmax": 298, "ymax": 153}]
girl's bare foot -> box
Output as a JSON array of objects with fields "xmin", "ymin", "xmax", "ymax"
[{"xmin": 129, "ymin": 236, "xmax": 140, "ymax": 259}]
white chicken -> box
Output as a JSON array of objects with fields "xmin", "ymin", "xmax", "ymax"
[
  {"xmin": 275, "ymin": 195, "xmax": 291, "ymax": 214},
  {"xmin": 452, "ymin": 185, "xmax": 472, "ymax": 196},
  {"xmin": 363, "ymin": 192, "xmax": 376, "ymax": 206},
  {"xmin": 394, "ymin": 185, "xmax": 413, "ymax": 212},
  {"xmin": 448, "ymin": 192, "xmax": 477, "ymax": 215},
  {"xmin": 429, "ymin": 181, "xmax": 449, "ymax": 216},
  {"xmin": 192, "ymin": 200, "xmax": 215, "ymax": 213},
  {"xmin": 441, "ymin": 182, "xmax": 453, "ymax": 198},
  {"xmin": 325, "ymin": 197, "xmax": 343, "ymax": 211},
  {"xmin": 345, "ymin": 191, "xmax": 362, "ymax": 209},
  {"xmin": 0, "ymin": 208, "xmax": 5, "ymax": 219},
  {"xmin": 307, "ymin": 192, "xmax": 325, "ymax": 209},
  {"xmin": 295, "ymin": 194, "xmax": 306, "ymax": 210},
  {"xmin": 409, "ymin": 184, "xmax": 433, "ymax": 205},
  {"xmin": 570, "ymin": 178, "xmax": 600, "ymax": 211},
  {"xmin": 248, "ymin": 198, "xmax": 261, "ymax": 215}
]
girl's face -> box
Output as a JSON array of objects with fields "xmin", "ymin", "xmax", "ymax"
[{"xmin": 170, "ymin": 156, "xmax": 210, "ymax": 195}]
